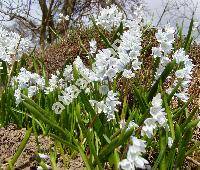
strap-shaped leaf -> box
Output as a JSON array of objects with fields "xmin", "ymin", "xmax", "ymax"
[
  {"xmin": 148, "ymin": 60, "xmax": 176, "ymax": 102},
  {"xmin": 91, "ymin": 17, "xmax": 113, "ymax": 49},
  {"xmin": 95, "ymin": 127, "xmax": 134, "ymax": 165},
  {"xmin": 8, "ymin": 128, "xmax": 32, "ymax": 169}
]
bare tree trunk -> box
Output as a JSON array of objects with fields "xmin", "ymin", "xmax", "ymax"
[
  {"xmin": 60, "ymin": 0, "xmax": 76, "ymax": 32},
  {"xmin": 39, "ymin": 0, "xmax": 48, "ymax": 48},
  {"xmin": 39, "ymin": 0, "xmax": 55, "ymax": 48}
]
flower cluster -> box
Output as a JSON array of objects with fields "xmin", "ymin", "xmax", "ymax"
[
  {"xmin": 12, "ymin": 68, "xmax": 45, "ymax": 105},
  {"xmin": 152, "ymin": 25, "xmax": 175, "ymax": 80},
  {"xmin": 117, "ymin": 20, "xmax": 142, "ymax": 76},
  {"xmin": 94, "ymin": 4, "xmax": 124, "ymax": 32},
  {"xmin": 171, "ymin": 49, "xmax": 194, "ymax": 102},
  {"xmin": 52, "ymin": 85, "xmax": 80, "ymax": 114},
  {"xmin": 58, "ymin": 13, "xmax": 69, "ymax": 22},
  {"xmin": 90, "ymin": 90, "xmax": 121, "ymax": 121},
  {"xmin": 119, "ymin": 136, "xmax": 149, "ymax": 170},
  {"xmin": 152, "ymin": 25, "xmax": 195, "ymax": 103},
  {"xmin": 142, "ymin": 93, "xmax": 167, "ymax": 138},
  {"xmin": 0, "ymin": 27, "xmax": 32, "ymax": 63}
]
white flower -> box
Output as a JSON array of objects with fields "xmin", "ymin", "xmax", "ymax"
[
  {"xmin": 58, "ymin": 13, "xmax": 69, "ymax": 22},
  {"xmin": 152, "ymin": 93, "xmax": 162, "ymax": 107},
  {"xmin": 104, "ymin": 90, "xmax": 121, "ymax": 121},
  {"xmin": 13, "ymin": 68, "xmax": 45, "ymax": 102},
  {"xmin": 119, "ymin": 137, "xmax": 149, "ymax": 170},
  {"xmin": 28, "ymin": 86, "xmax": 38, "ymax": 98},
  {"xmin": 95, "ymin": 4, "xmax": 123, "ymax": 32},
  {"xmin": 175, "ymin": 91, "xmax": 189, "ymax": 102},
  {"xmin": 171, "ymin": 48, "xmax": 195, "ymax": 102},
  {"xmin": 58, "ymin": 85, "xmax": 80, "ymax": 106},
  {"xmin": 89, "ymin": 39, "xmax": 97, "ymax": 54},
  {"xmin": 52, "ymin": 102, "xmax": 65, "ymax": 114},
  {"xmin": 155, "ymin": 25, "xmax": 175, "ymax": 54},
  {"xmin": 166, "ymin": 87, "xmax": 173, "ymax": 94},
  {"xmin": 0, "ymin": 27, "xmax": 32, "ymax": 63},
  {"xmin": 151, "ymin": 93, "xmax": 166, "ymax": 126},
  {"xmin": 173, "ymin": 49, "xmax": 187, "ymax": 64},
  {"xmin": 122, "ymin": 69, "xmax": 135, "ymax": 79},
  {"xmin": 14, "ymin": 88, "xmax": 22, "ymax": 105},
  {"xmin": 93, "ymin": 49, "xmax": 118, "ymax": 81},
  {"xmin": 128, "ymin": 121, "xmax": 139, "ymax": 130},
  {"xmin": 99, "ymin": 84, "xmax": 109, "ymax": 95},
  {"xmin": 89, "ymin": 100, "xmax": 107, "ymax": 114},
  {"xmin": 152, "ymin": 47, "xmax": 162, "ymax": 58},
  {"xmin": 168, "ymin": 137, "xmax": 173, "ymax": 148},
  {"xmin": 142, "ymin": 93, "xmax": 167, "ymax": 138},
  {"xmin": 89, "ymin": 90, "xmax": 121, "ymax": 121},
  {"xmin": 76, "ymin": 78, "xmax": 89, "ymax": 90},
  {"xmin": 74, "ymin": 56, "xmax": 97, "ymax": 82},
  {"xmin": 45, "ymin": 74, "xmax": 58, "ymax": 94},
  {"xmin": 38, "ymin": 153, "xmax": 49, "ymax": 160},
  {"xmin": 141, "ymin": 118, "xmax": 157, "ymax": 138}
]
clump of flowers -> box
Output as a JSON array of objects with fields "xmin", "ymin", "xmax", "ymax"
[
  {"xmin": 94, "ymin": 4, "xmax": 124, "ymax": 32},
  {"xmin": 9, "ymin": 4, "xmax": 199, "ymax": 170},
  {"xmin": 12, "ymin": 68, "xmax": 45, "ymax": 105},
  {"xmin": 142, "ymin": 93, "xmax": 167, "ymax": 138},
  {"xmin": 0, "ymin": 27, "xmax": 32, "ymax": 63},
  {"xmin": 119, "ymin": 136, "xmax": 149, "ymax": 169}
]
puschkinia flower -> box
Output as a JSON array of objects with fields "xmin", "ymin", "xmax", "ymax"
[
  {"xmin": 171, "ymin": 49, "xmax": 194, "ymax": 102},
  {"xmin": 58, "ymin": 13, "xmax": 69, "ymax": 22},
  {"xmin": 14, "ymin": 88, "xmax": 22, "ymax": 105},
  {"xmin": 117, "ymin": 20, "xmax": 142, "ymax": 71},
  {"xmin": 93, "ymin": 49, "xmax": 119, "ymax": 81},
  {"xmin": 168, "ymin": 137, "xmax": 173, "ymax": 148},
  {"xmin": 58, "ymin": 85, "xmax": 80, "ymax": 106},
  {"xmin": 0, "ymin": 27, "xmax": 32, "ymax": 63},
  {"xmin": 12, "ymin": 68, "xmax": 45, "ymax": 105},
  {"xmin": 45, "ymin": 74, "xmax": 59, "ymax": 94},
  {"xmin": 142, "ymin": 93, "xmax": 167, "ymax": 138},
  {"xmin": 63, "ymin": 65, "xmax": 74, "ymax": 81},
  {"xmin": 89, "ymin": 90, "xmax": 121, "ymax": 121},
  {"xmin": 155, "ymin": 24, "xmax": 175, "ymax": 54},
  {"xmin": 94, "ymin": 4, "xmax": 123, "ymax": 32},
  {"xmin": 74, "ymin": 56, "xmax": 97, "ymax": 82},
  {"xmin": 89, "ymin": 39, "xmax": 97, "ymax": 54},
  {"xmin": 152, "ymin": 25, "xmax": 175, "ymax": 80},
  {"xmin": 52, "ymin": 85, "xmax": 80, "ymax": 114},
  {"xmin": 122, "ymin": 69, "xmax": 135, "ymax": 79},
  {"xmin": 119, "ymin": 136, "xmax": 149, "ymax": 170}
]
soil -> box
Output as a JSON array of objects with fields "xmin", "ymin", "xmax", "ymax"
[{"xmin": 0, "ymin": 124, "xmax": 84, "ymax": 170}]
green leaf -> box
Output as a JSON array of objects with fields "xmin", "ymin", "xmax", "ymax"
[
  {"xmin": 167, "ymin": 80, "xmax": 182, "ymax": 103},
  {"xmin": 173, "ymin": 97, "xmax": 192, "ymax": 119},
  {"xmin": 132, "ymin": 84, "xmax": 148, "ymax": 115},
  {"xmin": 148, "ymin": 60, "xmax": 176, "ymax": 102},
  {"xmin": 181, "ymin": 107, "xmax": 198, "ymax": 128},
  {"xmin": 8, "ymin": 128, "xmax": 32, "ymax": 168},
  {"xmin": 112, "ymin": 22, "xmax": 123, "ymax": 42},
  {"xmin": 184, "ymin": 16, "xmax": 194, "ymax": 52},
  {"xmin": 163, "ymin": 94, "xmax": 175, "ymax": 139},
  {"xmin": 91, "ymin": 17, "xmax": 113, "ymax": 49},
  {"xmin": 96, "ymin": 127, "xmax": 134, "ymax": 165},
  {"xmin": 167, "ymin": 124, "xmax": 182, "ymax": 169},
  {"xmin": 79, "ymin": 91, "xmax": 102, "ymax": 132},
  {"xmin": 22, "ymin": 99, "xmax": 70, "ymax": 139},
  {"xmin": 159, "ymin": 128, "xmax": 167, "ymax": 170}
]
